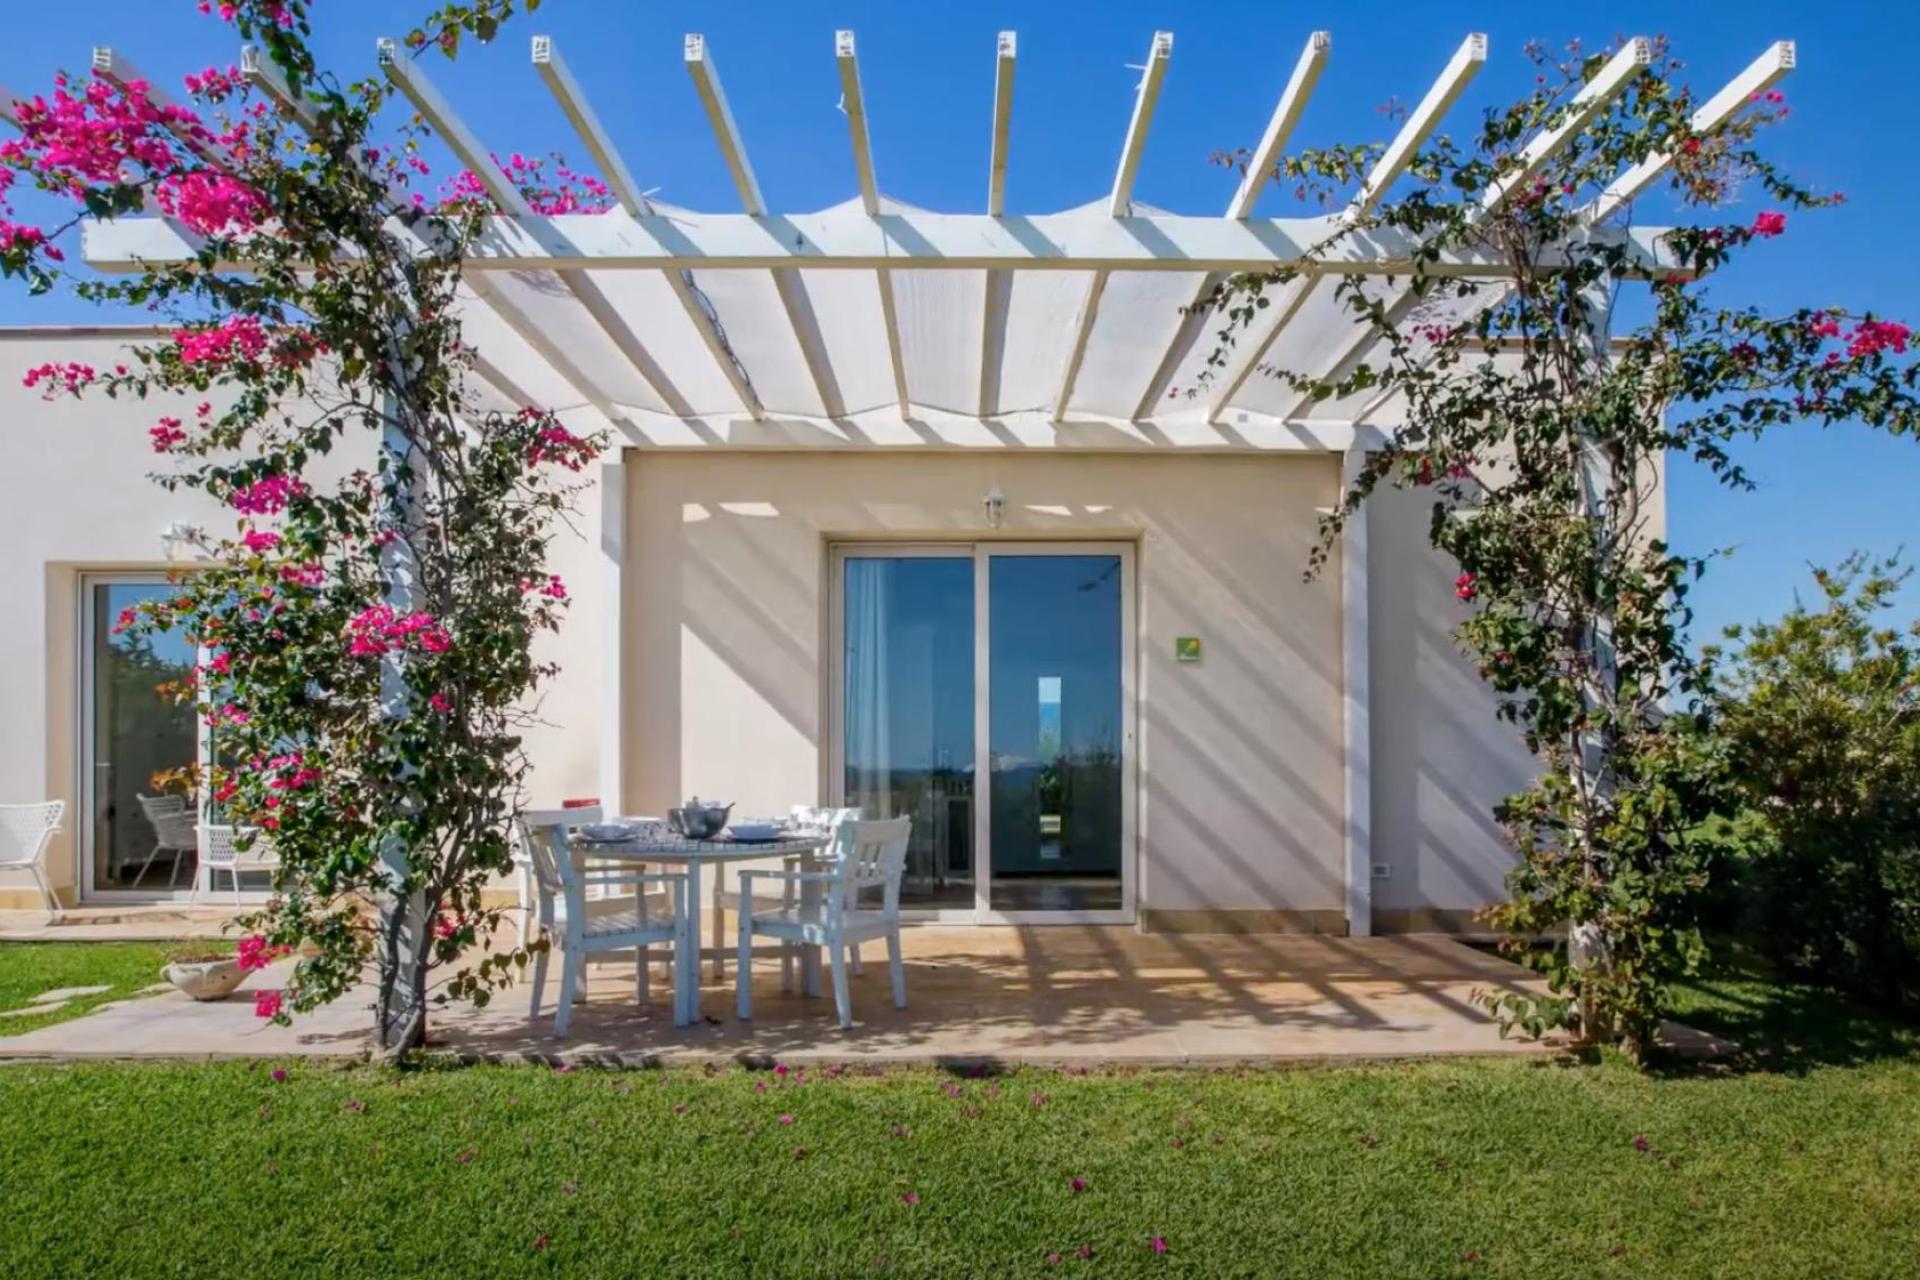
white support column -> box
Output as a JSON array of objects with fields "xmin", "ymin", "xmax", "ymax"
[
  {"xmin": 1206, "ymin": 33, "xmax": 1486, "ymax": 423},
  {"xmin": 598, "ymin": 454, "xmax": 627, "ymax": 814},
  {"xmin": 835, "ymin": 30, "xmax": 910, "ymax": 417},
  {"xmin": 1054, "ymin": 30, "xmax": 1171, "ymax": 423},
  {"xmin": 979, "ymin": 30, "xmax": 1017, "ymax": 417},
  {"xmin": 1340, "ymin": 445, "xmax": 1373, "ymax": 938}
]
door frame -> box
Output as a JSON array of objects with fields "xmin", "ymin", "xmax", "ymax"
[{"xmin": 827, "ymin": 540, "xmax": 1138, "ymax": 925}]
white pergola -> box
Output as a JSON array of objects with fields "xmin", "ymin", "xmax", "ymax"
[
  {"xmin": 72, "ymin": 29, "xmax": 1795, "ymax": 453},
  {"xmin": 54, "ymin": 27, "xmax": 1796, "ymax": 936}
]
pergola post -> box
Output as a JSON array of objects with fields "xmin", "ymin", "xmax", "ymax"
[{"xmin": 1341, "ymin": 442, "xmax": 1373, "ymax": 937}]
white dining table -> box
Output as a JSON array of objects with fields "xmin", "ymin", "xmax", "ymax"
[{"xmin": 573, "ymin": 831, "xmax": 830, "ymax": 1024}]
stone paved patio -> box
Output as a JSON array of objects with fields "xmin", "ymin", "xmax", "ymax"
[{"xmin": 0, "ymin": 925, "xmax": 1562, "ymax": 1066}]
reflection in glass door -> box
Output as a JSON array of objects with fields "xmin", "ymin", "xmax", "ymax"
[
  {"xmin": 839, "ymin": 553, "xmax": 976, "ymax": 908},
  {"xmin": 834, "ymin": 544, "xmax": 1132, "ymax": 922},
  {"xmin": 82, "ymin": 577, "xmax": 201, "ymax": 896},
  {"xmin": 986, "ymin": 553, "xmax": 1125, "ymax": 913}
]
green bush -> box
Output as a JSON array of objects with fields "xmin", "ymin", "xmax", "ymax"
[{"xmin": 1711, "ymin": 555, "xmax": 1920, "ymax": 1010}]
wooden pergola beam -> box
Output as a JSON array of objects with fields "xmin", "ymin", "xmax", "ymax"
[
  {"xmin": 979, "ymin": 30, "xmax": 1017, "ymax": 417},
  {"xmin": 533, "ymin": 35, "xmax": 765, "ymax": 420},
  {"xmin": 1203, "ymin": 33, "xmax": 1487, "ymax": 423},
  {"xmin": 837, "ymin": 30, "xmax": 910, "ymax": 417},
  {"xmin": 1269, "ymin": 37, "xmax": 1650, "ymax": 425},
  {"xmin": 1355, "ymin": 38, "xmax": 1797, "ymax": 426},
  {"xmin": 85, "ymin": 209, "xmax": 1691, "ymax": 277},
  {"xmin": 1134, "ymin": 30, "xmax": 1330, "ymax": 420},
  {"xmin": 378, "ymin": 37, "xmax": 705, "ymax": 419},
  {"xmin": 1054, "ymin": 30, "xmax": 1171, "ymax": 423},
  {"xmin": 685, "ymin": 34, "xmax": 845, "ymax": 418}
]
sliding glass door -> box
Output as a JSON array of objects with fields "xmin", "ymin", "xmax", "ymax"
[
  {"xmin": 80, "ymin": 575, "xmax": 201, "ymax": 898},
  {"xmin": 833, "ymin": 543, "xmax": 1133, "ymax": 922}
]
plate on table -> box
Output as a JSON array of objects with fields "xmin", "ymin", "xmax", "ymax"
[
  {"xmin": 725, "ymin": 822, "xmax": 785, "ymax": 843},
  {"xmin": 578, "ymin": 823, "xmax": 634, "ymax": 843}
]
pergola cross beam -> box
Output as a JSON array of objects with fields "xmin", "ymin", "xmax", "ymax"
[
  {"xmin": 1054, "ymin": 30, "xmax": 1170, "ymax": 423},
  {"xmin": 1133, "ymin": 30, "xmax": 1329, "ymax": 421},
  {"xmin": 980, "ymin": 30, "xmax": 1017, "ymax": 417},
  {"xmin": 533, "ymin": 35, "xmax": 765, "ymax": 420},
  {"xmin": 1268, "ymin": 36, "xmax": 1650, "ymax": 425},
  {"xmin": 378, "ymin": 37, "xmax": 704, "ymax": 420},
  {"xmin": 1204, "ymin": 32, "xmax": 1486, "ymax": 423},
  {"xmin": 837, "ymin": 30, "xmax": 910, "ymax": 417},
  {"xmin": 685, "ymin": 34, "xmax": 845, "ymax": 419}
]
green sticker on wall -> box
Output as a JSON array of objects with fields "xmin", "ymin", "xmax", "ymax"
[{"xmin": 1175, "ymin": 636, "xmax": 1201, "ymax": 663}]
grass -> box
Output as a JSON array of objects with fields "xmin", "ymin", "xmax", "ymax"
[
  {"xmin": 0, "ymin": 941, "xmax": 229, "ymax": 1036},
  {"xmin": 0, "ymin": 960, "xmax": 1916, "ymax": 1278}
]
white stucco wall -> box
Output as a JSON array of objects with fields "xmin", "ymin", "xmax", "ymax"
[
  {"xmin": 1, "ymin": 328, "xmax": 1560, "ymax": 926},
  {"xmin": 621, "ymin": 450, "xmax": 1350, "ymax": 923}
]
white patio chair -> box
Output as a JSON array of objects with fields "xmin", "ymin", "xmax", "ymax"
[
  {"xmin": 0, "ymin": 801, "xmax": 66, "ymax": 920},
  {"xmin": 512, "ymin": 804, "xmax": 600, "ymax": 947},
  {"xmin": 737, "ymin": 815, "xmax": 911, "ymax": 1029},
  {"xmin": 196, "ymin": 824, "xmax": 278, "ymax": 906},
  {"xmin": 778, "ymin": 805, "xmax": 863, "ymax": 989},
  {"xmin": 134, "ymin": 794, "xmax": 197, "ymax": 889},
  {"xmin": 516, "ymin": 811, "xmax": 691, "ymax": 1037}
]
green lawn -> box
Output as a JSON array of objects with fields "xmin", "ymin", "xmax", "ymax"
[
  {"xmin": 0, "ymin": 962, "xmax": 1916, "ymax": 1278},
  {"xmin": 0, "ymin": 941, "xmax": 229, "ymax": 1036}
]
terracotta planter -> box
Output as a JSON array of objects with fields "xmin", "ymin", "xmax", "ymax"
[{"xmin": 163, "ymin": 958, "xmax": 246, "ymax": 1001}]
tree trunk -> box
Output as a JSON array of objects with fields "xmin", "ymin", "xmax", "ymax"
[{"xmin": 374, "ymin": 881, "xmax": 431, "ymax": 1058}]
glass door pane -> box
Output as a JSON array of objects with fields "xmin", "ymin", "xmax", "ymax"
[
  {"xmin": 842, "ymin": 555, "xmax": 975, "ymax": 908},
  {"xmin": 86, "ymin": 580, "xmax": 200, "ymax": 895},
  {"xmin": 987, "ymin": 554, "xmax": 1124, "ymax": 912}
]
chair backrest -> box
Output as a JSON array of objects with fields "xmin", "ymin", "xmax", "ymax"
[
  {"xmin": 513, "ymin": 805, "xmax": 599, "ymax": 868},
  {"xmin": 138, "ymin": 795, "xmax": 198, "ymax": 847},
  {"xmin": 513, "ymin": 809, "xmax": 584, "ymax": 908},
  {"xmin": 826, "ymin": 816, "xmax": 912, "ymax": 915},
  {"xmin": 0, "ymin": 801, "xmax": 63, "ymax": 869},
  {"xmin": 791, "ymin": 805, "xmax": 863, "ymax": 831}
]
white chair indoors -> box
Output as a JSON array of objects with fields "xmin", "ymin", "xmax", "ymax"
[
  {"xmin": 0, "ymin": 800, "xmax": 66, "ymax": 920},
  {"xmin": 197, "ymin": 824, "xmax": 279, "ymax": 906},
  {"xmin": 736, "ymin": 815, "xmax": 911, "ymax": 1029},
  {"xmin": 516, "ymin": 812, "xmax": 691, "ymax": 1036},
  {"xmin": 134, "ymin": 794, "xmax": 197, "ymax": 889}
]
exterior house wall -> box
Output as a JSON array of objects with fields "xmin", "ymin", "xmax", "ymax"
[
  {"xmin": 0, "ymin": 327, "xmax": 1557, "ymax": 928},
  {"xmin": 622, "ymin": 449, "xmax": 1351, "ymax": 927}
]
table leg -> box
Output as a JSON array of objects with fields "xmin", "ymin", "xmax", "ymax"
[
  {"xmin": 711, "ymin": 861, "xmax": 726, "ymax": 982},
  {"xmin": 682, "ymin": 860, "xmax": 702, "ymax": 1025},
  {"xmin": 800, "ymin": 862, "xmax": 824, "ymax": 998}
]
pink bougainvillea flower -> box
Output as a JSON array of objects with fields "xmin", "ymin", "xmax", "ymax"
[
  {"xmin": 269, "ymin": 1067, "xmax": 287, "ymax": 1083},
  {"xmin": 241, "ymin": 529, "xmax": 281, "ymax": 554},
  {"xmin": 899, "ymin": 1192, "xmax": 920, "ymax": 1206},
  {"xmin": 1076, "ymin": 1245, "xmax": 1094, "ymax": 1261},
  {"xmin": 1632, "ymin": 1134, "xmax": 1650, "ymax": 1151},
  {"xmin": 778, "ymin": 1113, "xmax": 795, "ymax": 1126},
  {"xmin": 1150, "ymin": 1237, "xmax": 1168, "ymax": 1255},
  {"xmin": 1454, "ymin": 572, "xmax": 1478, "ymax": 601},
  {"xmin": 1749, "ymin": 210, "xmax": 1787, "ymax": 238},
  {"xmin": 1069, "ymin": 1177, "xmax": 1087, "ymax": 1194},
  {"xmin": 773, "ymin": 1062, "xmax": 789, "ymax": 1078},
  {"xmin": 254, "ymin": 989, "xmax": 284, "ymax": 1019}
]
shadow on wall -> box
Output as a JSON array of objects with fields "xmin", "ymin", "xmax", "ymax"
[
  {"xmin": 627, "ymin": 452, "xmax": 1353, "ymax": 914},
  {"xmin": 1367, "ymin": 487, "xmax": 1535, "ymax": 914}
]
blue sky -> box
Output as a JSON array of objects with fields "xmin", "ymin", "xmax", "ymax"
[{"xmin": 3, "ymin": 0, "xmax": 1915, "ymax": 640}]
